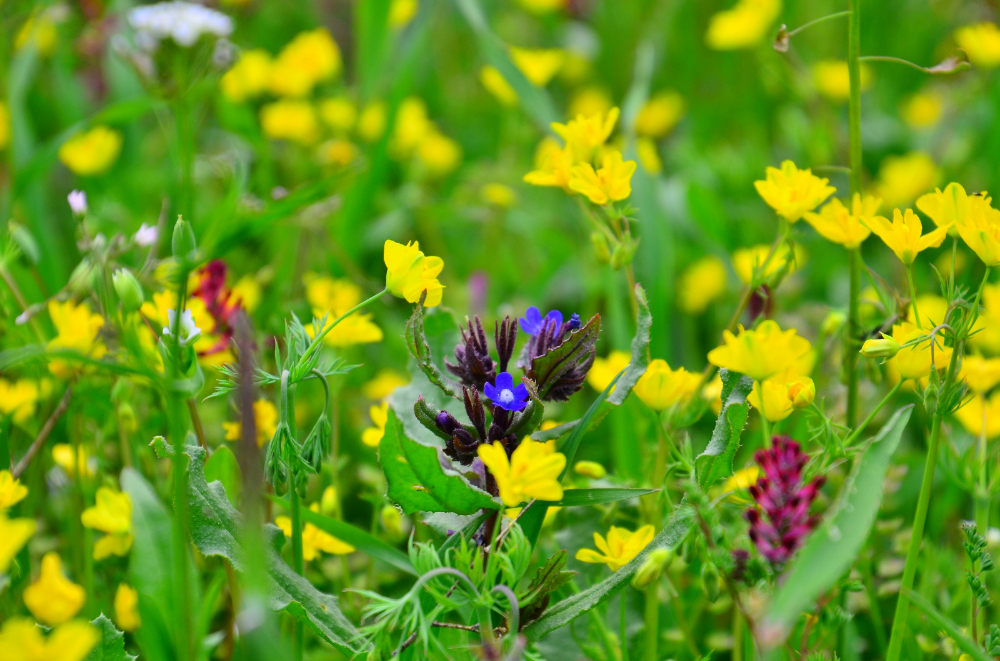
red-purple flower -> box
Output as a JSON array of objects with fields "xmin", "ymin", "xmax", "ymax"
[{"xmin": 745, "ymin": 435, "xmax": 825, "ymax": 568}]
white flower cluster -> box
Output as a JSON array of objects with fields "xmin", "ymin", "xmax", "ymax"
[{"xmin": 128, "ymin": 2, "xmax": 233, "ymax": 49}]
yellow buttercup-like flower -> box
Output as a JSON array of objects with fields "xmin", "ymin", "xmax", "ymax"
[
  {"xmin": 524, "ymin": 137, "xmax": 575, "ymax": 190},
  {"xmin": 481, "ymin": 183, "xmax": 518, "ymax": 208},
  {"xmin": 220, "ymin": 49, "xmax": 273, "ymax": 103},
  {"xmin": 480, "ymin": 66, "xmax": 519, "ymax": 107},
  {"xmin": 416, "ymin": 130, "xmax": 462, "ymax": 176},
  {"xmin": 47, "ymin": 300, "xmax": 106, "ymax": 378},
  {"xmin": 304, "ymin": 274, "xmax": 383, "ymax": 347},
  {"xmin": 223, "ymin": 399, "xmax": 279, "ymax": 447},
  {"xmin": 748, "ymin": 372, "xmax": 815, "ymax": 422},
  {"xmin": 0, "ymin": 618, "xmax": 99, "ymax": 661},
  {"xmin": 260, "ymin": 100, "xmax": 319, "ymax": 145},
  {"xmin": 357, "ymin": 101, "xmax": 388, "ymax": 142},
  {"xmin": 478, "ymin": 438, "xmax": 566, "ymax": 507},
  {"xmin": 52, "ymin": 444, "xmax": 92, "ymax": 478},
  {"xmin": 0, "ymin": 378, "xmax": 39, "ymax": 424},
  {"xmin": 724, "ymin": 466, "xmax": 761, "ymax": 492},
  {"xmin": 970, "ymin": 283, "xmax": 1000, "ymax": 354},
  {"xmin": 633, "ymin": 359, "xmax": 701, "ymax": 411},
  {"xmin": 23, "ymin": 553, "xmax": 86, "ymax": 626},
  {"xmin": 392, "ymin": 97, "xmax": 433, "ymax": 157},
  {"xmin": 678, "ymin": 255, "xmax": 727, "ymax": 314},
  {"xmin": 875, "ymin": 152, "xmax": 938, "ymax": 208},
  {"xmin": 888, "ymin": 321, "xmax": 952, "ymax": 380},
  {"xmin": 383, "ymin": 240, "xmax": 445, "ymax": 307},
  {"xmin": 705, "ymin": 0, "xmax": 782, "ymax": 51},
  {"xmin": 0, "ymin": 515, "xmax": 36, "ymax": 572},
  {"xmin": 115, "ymin": 583, "xmax": 142, "ymax": 632},
  {"xmin": 803, "ymin": 194, "xmax": 880, "ymax": 249},
  {"xmin": 955, "ymin": 23, "xmax": 1000, "ymax": 69},
  {"xmin": 575, "ymin": 524, "xmax": 655, "ymax": 572},
  {"xmin": 865, "ymin": 208, "xmax": 948, "ymax": 265},
  {"xmin": 754, "ymin": 161, "xmax": 835, "ymax": 223},
  {"xmin": 961, "ymin": 356, "xmax": 1000, "ymax": 394},
  {"xmin": 81, "ymin": 487, "xmax": 133, "ymax": 561},
  {"xmin": 268, "ymin": 28, "xmax": 342, "ymax": 97},
  {"xmin": 954, "ymin": 196, "xmax": 1000, "ymax": 267},
  {"xmin": 916, "ymin": 183, "xmax": 978, "ymax": 235},
  {"xmin": 362, "ymin": 369, "xmax": 409, "ymax": 400},
  {"xmin": 731, "ymin": 242, "xmax": 805, "ymax": 285},
  {"xmin": 900, "ymin": 91, "xmax": 943, "ymax": 129},
  {"xmin": 509, "ymin": 47, "xmax": 565, "ymax": 87},
  {"xmin": 588, "ymin": 350, "xmax": 631, "ymax": 392},
  {"xmin": 276, "ymin": 503, "xmax": 355, "ymax": 561},
  {"xmin": 635, "ymin": 138, "xmax": 662, "ymax": 175},
  {"xmin": 0, "ymin": 471, "xmax": 28, "ymax": 510},
  {"xmin": 574, "ymin": 461, "xmax": 607, "ymax": 479},
  {"xmin": 319, "ymin": 98, "xmax": 358, "ymax": 132},
  {"xmin": 552, "ymin": 107, "xmax": 620, "ymax": 156},
  {"xmin": 635, "ymin": 91, "xmax": 684, "ymax": 138},
  {"xmin": 58, "ymin": 126, "xmax": 122, "ymax": 176},
  {"xmin": 812, "ymin": 60, "xmax": 873, "ymax": 101},
  {"xmin": 362, "ymin": 402, "xmax": 389, "ymax": 448},
  {"xmin": 708, "ymin": 320, "xmax": 812, "ymax": 383},
  {"xmin": 954, "ymin": 393, "xmax": 1000, "ymax": 440},
  {"xmin": 569, "ymin": 151, "xmax": 636, "ymax": 205}
]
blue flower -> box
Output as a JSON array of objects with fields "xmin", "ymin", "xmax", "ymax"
[
  {"xmin": 520, "ymin": 306, "xmax": 563, "ymax": 336},
  {"xmin": 484, "ymin": 372, "xmax": 530, "ymax": 412}
]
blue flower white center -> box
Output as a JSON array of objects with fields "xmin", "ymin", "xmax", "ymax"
[{"xmin": 499, "ymin": 389, "xmax": 515, "ymax": 406}]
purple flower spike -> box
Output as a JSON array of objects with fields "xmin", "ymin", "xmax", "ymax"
[
  {"xmin": 745, "ymin": 435, "xmax": 826, "ymax": 569},
  {"xmin": 520, "ymin": 307, "xmax": 563, "ymax": 336},
  {"xmin": 484, "ymin": 371, "xmax": 530, "ymax": 412}
]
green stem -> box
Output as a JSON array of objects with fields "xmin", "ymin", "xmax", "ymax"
[
  {"xmin": 975, "ymin": 392, "xmax": 989, "ymax": 539},
  {"xmin": 642, "ymin": 584, "xmax": 654, "ymax": 661},
  {"xmin": 843, "ymin": 379, "xmax": 904, "ymax": 447},
  {"xmin": 622, "ymin": 591, "xmax": 631, "ymax": 661},
  {"xmin": 846, "ymin": 0, "xmax": 863, "ymax": 429},
  {"xmin": 846, "ymin": 247, "xmax": 861, "ymax": 428},
  {"xmin": 783, "ymin": 10, "xmax": 852, "ymax": 40},
  {"xmin": 282, "ymin": 370, "xmax": 305, "ymax": 661},
  {"xmin": 299, "ymin": 288, "xmax": 388, "ymax": 372},
  {"xmin": 906, "ymin": 263, "xmax": 921, "ymax": 329}
]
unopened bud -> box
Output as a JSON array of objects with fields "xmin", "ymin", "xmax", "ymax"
[
  {"xmin": 787, "ymin": 377, "xmax": 815, "ymax": 409},
  {"xmin": 631, "ymin": 548, "xmax": 671, "ymax": 589},
  {"xmin": 113, "ymin": 268, "xmax": 145, "ymax": 313},
  {"xmin": 381, "ymin": 504, "xmax": 403, "ymax": 538},
  {"xmin": 171, "ymin": 217, "xmax": 197, "ymax": 263},
  {"xmin": 700, "ymin": 561, "xmax": 722, "ymax": 602},
  {"xmin": 573, "ymin": 460, "xmax": 607, "ymax": 479},
  {"xmin": 860, "ymin": 334, "xmax": 900, "ymax": 359},
  {"xmin": 590, "ymin": 231, "xmax": 611, "ymax": 263},
  {"xmin": 610, "ymin": 242, "xmax": 635, "ymax": 271}
]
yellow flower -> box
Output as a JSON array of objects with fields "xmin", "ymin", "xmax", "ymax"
[
  {"xmin": 552, "ymin": 107, "xmax": 620, "ymax": 155},
  {"xmin": 636, "ymin": 138, "xmax": 662, "ymax": 175},
  {"xmin": 875, "ymin": 152, "xmax": 938, "ymax": 208},
  {"xmin": 58, "ymin": 127, "xmax": 122, "ymax": 176},
  {"xmin": 319, "ymin": 98, "xmax": 358, "ymax": 132},
  {"xmin": 865, "ymin": 208, "xmax": 948, "ymax": 265},
  {"xmin": 363, "ymin": 370, "xmax": 409, "ymax": 400},
  {"xmin": 524, "ymin": 138, "xmax": 575, "ymax": 190},
  {"xmin": 81, "ymin": 487, "xmax": 133, "ymax": 561},
  {"xmin": 268, "ymin": 28, "xmax": 342, "ymax": 97},
  {"xmin": 703, "ymin": 375, "xmax": 724, "ymax": 415},
  {"xmin": 705, "ymin": 0, "xmax": 782, "ymax": 51},
  {"xmin": 970, "ymin": 283, "xmax": 1000, "ymax": 354},
  {"xmin": 319, "ymin": 139, "xmax": 358, "ymax": 167},
  {"xmin": 0, "ymin": 471, "xmax": 28, "ymax": 510},
  {"xmin": 0, "ymin": 618, "xmax": 99, "ymax": 661},
  {"xmin": 0, "ymin": 515, "xmax": 36, "ymax": 573},
  {"xmin": 748, "ymin": 375, "xmax": 793, "ymax": 422},
  {"xmin": 388, "ymin": 0, "xmax": 419, "ymax": 28},
  {"xmin": 901, "ymin": 91, "xmax": 943, "ymax": 129},
  {"xmin": 23, "ymin": 553, "xmax": 85, "ymax": 626},
  {"xmin": 803, "ymin": 194, "xmax": 880, "ymax": 249},
  {"xmin": 362, "ymin": 402, "xmax": 389, "ymax": 448},
  {"xmin": 480, "ymin": 66, "xmax": 519, "ymax": 107},
  {"xmin": 357, "ymin": 101, "xmax": 388, "ymax": 142},
  {"xmin": 754, "ymin": 161, "xmax": 835, "ymax": 223},
  {"xmin": 220, "ymin": 49, "xmax": 273, "ymax": 103},
  {"xmin": 962, "ymin": 356, "xmax": 1000, "ymax": 394},
  {"xmin": 0, "ymin": 379, "xmax": 39, "ymax": 424},
  {"xmin": 955, "ymin": 23, "xmax": 1000, "ymax": 69},
  {"xmin": 223, "ymin": 399, "xmax": 278, "ymax": 447},
  {"xmin": 731, "ymin": 242, "xmax": 805, "ymax": 285},
  {"xmin": 574, "ymin": 461, "xmax": 607, "ymax": 479},
  {"xmin": 52, "ymin": 444, "xmax": 91, "ymax": 478},
  {"xmin": 0, "ymin": 103, "xmax": 9, "ymax": 150},
  {"xmin": 587, "ymin": 350, "xmax": 631, "ymax": 392},
  {"xmin": 276, "ymin": 504, "xmax": 355, "ymax": 561},
  {"xmin": 955, "ymin": 197, "xmax": 1000, "ymax": 267},
  {"xmin": 787, "ymin": 377, "xmax": 816, "ymax": 408},
  {"xmin": 303, "ymin": 274, "xmax": 383, "ymax": 346},
  {"xmin": 417, "ymin": 131, "xmax": 462, "ymax": 176},
  {"xmin": 568, "ymin": 151, "xmax": 637, "ymax": 205},
  {"xmin": 481, "ymin": 183, "xmax": 518, "ymax": 208},
  {"xmin": 477, "ymin": 438, "xmax": 565, "ymax": 507},
  {"xmin": 515, "ymin": 0, "xmax": 566, "ymax": 14},
  {"xmin": 633, "ymin": 359, "xmax": 701, "ymax": 411},
  {"xmin": 260, "ymin": 100, "xmax": 319, "ymax": 144},
  {"xmin": 889, "ymin": 321, "xmax": 952, "ymax": 380},
  {"xmin": 575, "ymin": 524, "xmax": 655, "ymax": 572},
  {"xmin": 509, "ymin": 47, "xmax": 565, "ymax": 87},
  {"xmin": 724, "ymin": 466, "xmax": 760, "ymax": 492},
  {"xmin": 568, "ymin": 86, "xmax": 613, "ymax": 119},
  {"xmin": 47, "ymin": 300, "xmax": 106, "ymax": 378},
  {"xmin": 916, "ymin": 182, "xmax": 978, "ymax": 235},
  {"xmin": 635, "ymin": 91, "xmax": 684, "ymax": 138},
  {"xmin": 228, "ymin": 275, "xmax": 263, "ymax": 312},
  {"xmin": 708, "ymin": 320, "xmax": 812, "ymax": 383},
  {"xmin": 15, "ymin": 13, "xmax": 58, "ymax": 56},
  {"xmin": 391, "ymin": 97, "xmax": 433, "ymax": 157},
  {"xmin": 907, "ymin": 294, "xmax": 950, "ymax": 329},
  {"xmin": 955, "ymin": 393, "xmax": 1000, "ymax": 440},
  {"xmin": 812, "ymin": 60, "xmax": 874, "ymax": 101},
  {"xmin": 115, "ymin": 583, "xmax": 141, "ymax": 632},
  {"xmin": 383, "ymin": 240, "xmax": 445, "ymax": 307},
  {"xmin": 678, "ymin": 256, "xmax": 727, "ymax": 314}
]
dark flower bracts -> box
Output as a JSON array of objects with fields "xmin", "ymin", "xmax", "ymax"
[{"xmin": 745, "ymin": 435, "xmax": 825, "ymax": 568}]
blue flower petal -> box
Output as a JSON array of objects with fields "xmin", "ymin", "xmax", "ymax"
[
  {"xmin": 519, "ymin": 307, "xmax": 543, "ymax": 335},
  {"xmin": 495, "ymin": 371, "xmax": 514, "ymax": 391},
  {"xmin": 507, "ymin": 399, "xmax": 529, "ymax": 412},
  {"xmin": 484, "ymin": 382, "xmax": 499, "ymax": 401},
  {"xmin": 545, "ymin": 309, "xmax": 564, "ymax": 328},
  {"xmin": 512, "ymin": 383, "xmax": 529, "ymax": 402}
]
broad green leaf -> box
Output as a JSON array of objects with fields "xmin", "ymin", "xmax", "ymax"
[
  {"xmin": 554, "ymin": 488, "xmax": 658, "ymax": 507},
  {"xmin": 204, "ymin": 445, "xmax": 242, "ymax": 507},
  {"xmin": 523, "ymin": 506, "xmax": 694, "ymax": 640},
  {"xmin": 380, "ymin": 408, "xmax": 499, "ymax": 515},
  {"xmin": 85, "ymin": 614, "xmax": 136, "ymax": 661},
  {"xmin": 904, "ymin": 589, "xmax": 993, "ymax": 661},
  {"xmin": 762, "ymin": 406, "xmax": 914, "ymax": 640},
  {"xmin": 696, "ymin": 368, "xmax": 753, "ymax": 489},
  {"xmin": 267, "ymin": 494, "xmax": 415, "ymax": 576}
]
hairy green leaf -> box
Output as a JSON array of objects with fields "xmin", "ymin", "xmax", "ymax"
[
  {"xmin": 404, "ymin": 295, "xmax": 463, "ymax": 399},
  {"xmin": 85, "ymin": 614, "xmax": 136, "ymax": 661},
  {"xmin": 696, "ymin": 368, "xmax": 753, "ymax": 488}
]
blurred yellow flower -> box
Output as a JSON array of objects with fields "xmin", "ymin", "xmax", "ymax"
[
  {"xmin": 228, "ymin": 275, "xmax": 263, "ymax": 312},
  {"xmin": 0, "ymin": 515, "xmax": 35, "ymax": 573},
  {"xmin": 812, "ymin": 60, "xmax": 873, "ymax": 101},
  {"xmin": 389, "ymin": 0, "xmax": 419, "ymax": 28},
  {"xmin": 524, "ymin": 138, "xmax": 575, "ymax": 190},
  {"xmin": 357, "ymin": 101, "xmax": 388, "ymax": 142},
  {"xmin": 0, "ymin": 378, "xmax": 39, "ymax": 424},
  {"xmin": 787, "ymin": 377, "xmax": 816, "ymax": 408},
  {"xmin": 268, "ymin": 28, "xmax": 342, "ymax": 97},
  {"xmin": 731, "ymin": 242, "xmax": 805, "ymax": 285},
  {"xmin": 0, "ymin": 103, "xmax": 9, "ymax": 150},
  {"xmin": 588, "ymin": 350, "xmax": 631, "ymax": 392},
  {"xmin": 81, "ymin": 487, "xmax": 133, "ymax": 561},
  {"xmin": 748, "ymin": 371, "xmax": 813, "ymax": 422},
  {"xmin": 478, "ymin": 438, "xmax": 565, "ymax": 507},
  {"xmin": 304, "ymin": 274, "xmax": 383, "ymax": 346},
  {"xmin": 223, "ymin": 399, "xmax": 278, "ymax": 447},
  {"xmin": 392, "ymin": 97, "xmax": 432, "ymax": 157},
  {"xmin": 875, "ymin": 152, "xmax": 938, "ymax": 208},
  {"xmin": 634, "ymin": 359, "xmax": 701, "ymax": 411},
  {"xmin": 0, "ymin": 618, "xmax": 99, "ymax": 661},
  {"xmin": 221, "ymin": 49, "xmax": 273, "ymax": 103},
  {"xmin": 319, "ymin": 98, "xmax": 358, "ymax": 132},
  {"xmin": 889, "ymin": 320, "xmax": 952, "ymax": 380},
  {"xmin": 362, "ymin": 402, "xmax": 389, "ymax": 448},
  {"xmin": 569, "ymin": 151, "xmax": 636, "ymax": 205},
  {"xmin": 58, "ymin": 127, "xmax": 122, "ymax": 176},
  {"xmin": 955, "ymin": 393, "xmax": 1000, "ymax": 439},
  {"xmin": 865, "ymin": 208, "xmax": 948, "ymax": 265},
  {"xmin": 916, "ymin": 182, "xmax": 977, "ymax": 234},
  {"xmin": 319, "ymin": 139, "xmax": 358, "ymax": 167},
  {"xmin": 636, "ymin": 138, "xmax": 662, "ymax": 174},
  {"xmin": 480, "ymin": 66, "xmax": 519, "ymax": 107},
  {"xmin": 724, "ymin": 466, "xmax": 760, "ymax": 492},
  {"xmin": 635, "ymin": 91, "xmax": 684, "ymax": 138},
  {"xmin": 962, "ymin": 356, "xmax": 1000, "ymax": 394},
  {"xmin": 320, "ymin": 486, "xmax": 338, "ymax": 515},
  {"xmin": 955, "ymin": 23, "xmax": 1000, "ymax": 69},
  {"xmin": 24, "ymin": 553, "xmax": 85, "ymax": 626},
  {"xmin": 363, "ymin": 369, "xmax": 409, "ymax": 400},
  {"xmin": 754, "ymin": 161, "xmax": 835, "ymax": 223},
  {"xmin": 907, "ymin": 294, "xmax": 949, "ymax": 329},
  {"xmin": 481, "ymin": 183, "xmax": 518, "ymax": 208},
  {"xmin": 708, "ymin": 320, "xmax": 812, "ymax": 383},
  {"xmin": 705, "ymin": 0, "xmax": 782, "ymax": 51},
  {"xmin": 568, "ymin": 86, "xmax": 613, "ymax": 119},
  {"xmin": 15, "ymin": 13, "xmax": 58, "ymax": 56},
  {"xmin": 52, "ymin": 444, "xmax": 91, "ymax": 478},
  {"xmin": 417, "ymin": 130, "xmax": 462, "ymax": 176},
  {"xmin": 515, "ymin": 0, "xmax": 566, "ymax": 14},
  {"xmin": 678, "ymin": 255, "xmax": 728, "ymax": 314},
  {"xmin": 575, "ymin": 524, "xmax": 654, "ymax": 571},
  {"xmin": 510, "ymin": 47, "xmax": 565, "ymax": 87},
  {"xmin": 901, "ymin": 91, "xmax": 943, "ymax": 129},
  {"xmin": 971, "ymin": 283, "xmax": 1000, "ymax": 354},
  {"xmin": 553, "ymin": 107, "xmax": 619, "ymax": 155},
  {"xmin": 260, "ymin": 100, "xmax": 319, "ymax": 144},
  {"xmin": 0, "ymin": 471, "xmax": 28, "ymax": 510},
  {"xmin": 384, "ymin": 240, "xmax": 445, "ymax": 307},
  {"xmin": 115, "ymin": 583, "xmax": 141, "ymax": 632},
  {"xmin": 276, "ymin": 504, "xmax": 355, "ymax": 561},
  {"xmin": 47, "ymin": 300, "xmax": 106, "ymax": 378},
  {"xmin": 574, "ymin": 461, "xmax": 607, "ymax": 479},
  {"xmin": 955, "ymin": 197, "xmax": 1000, "ymax": 266},
  {"xmin": 803, "ymin": 194, "xmax": 880, "ymax": 249}
]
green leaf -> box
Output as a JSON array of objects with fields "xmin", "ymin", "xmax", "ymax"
[
  {"xmin": 762, "ymin": 406, "xmax": 914, "ymax": 640},
  {"xmin": 204, "ymin": 445, "xmax": 242, "ymax": 507},
  {"xmin": 554, "ymin": 488, "xmax": 658, "ymax": 507},
  {"xmin": 905, "ymin": 589, "xmax": 993, "ymax": 661},
  {"xmin": 404, "ymin": 295, "xmax": 463, "ymax": 399},
  {"xmin": 526, "ymin": 313, "xmax": 601, "ymax": 400},
  {"xmin": 85, "ymin": 614, "xmax": 136, "ymax": 661},
  {"xmin": 523, "ymin": 506, "xmax": 694, "ymax": 640},
  {"xmin": 518, "ymin": 551, "xmax": 577, "ymax": 626},
  {"xmin": 267, "ymin": 494, "xmax": 415, "ymax": 576},
  {"xmin": 439, "ymin": 512, "xmax": 491, "ymax": 555},
  {"xmin": 380, "ymin": 408, "xmax": 499, "ymax": 515},
  {"xmin": 696, "ymin": 369, "xmax": 753, "ymax": 489}
]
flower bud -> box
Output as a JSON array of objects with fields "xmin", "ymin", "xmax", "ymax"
[
  {"xmin": 590, "ymin": 231, "xmax": 611, "ymax": 263},
  {"xmin": 610, "ymin": 242, "xmax": 636, "ymax": 271},
  {"xmin": 118, "ymin": 402, "xmax": 138, "ymax": 434},
  {"xmin": 860, "ymin": 334, "xmax": 900, "ymax": 359},
  {"xmin": 113, "ymin": 268, "xmax": 145, "ymax": 313},
  {"xmin": 67, "ymin": 190, "xmax": 88, "ymax": 216},
  {"xmin": 381, "ymin": 504, "xmax": 403, "ymax": 538},
  {"xmin": 787, "ymin": 377, "xmax": 815, "ymax": 409},
  {"xmin": 631, "ymin": 548, "xmax": 671, "ymax": 589},
  {"xmin": 171, "ymin": 217, "xmax": 197, "ymax": 263},
  {"xmin": 700, "ymin": 560, "xmax": 722, "ymax": 603},
  {"xmin": 573, "ymin": 460, "xmax": 607, "ymax": 479}
]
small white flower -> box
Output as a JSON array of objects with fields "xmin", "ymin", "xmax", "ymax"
[
  {"xmin": 135, "ymin": 223, "xmax": 159, "ymax": 247},
  {"xmin": 163, "ymin": 308, "xmax": 201, "ymax": 346},
  {"xmin": 128, "ymin": 2, "xmax": 234, "ymax": 49},
  {"xmin": 67, "ymin": 190, "xmax": 88, "ymax": 216},
  {"xmin": 15, "ymin": 311, "xmax": 30, "ymax": 326}
]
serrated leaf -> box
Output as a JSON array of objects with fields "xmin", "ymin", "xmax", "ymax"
[
  {"xmin": 696, "ymin": 369, "xmax": 753, "ymax": 488},
  {"xmin": 86, "ymin": 614, "xmax": 136, "ymax": 661},
  {"xmin": 379, "ymin": 407, "xmax": 499, "ymax": 515},
  {"xmin": 526, "ymin": 313, "xmax": 601, "ymax": 400}
]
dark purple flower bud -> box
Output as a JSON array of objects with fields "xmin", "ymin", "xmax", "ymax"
[
  {"xmin": 568, "ymin": 313, "xmax": 581, "ymax": 330},
  {"xmin": 748, "ymin": 285, "xmax": 773, "ymax": 323},
  {"xmin": 446, "ymin": 316, "xmax": 497, "ymax": 391},
  {"xmin": 495, "ymin": 316, "xmax": 518, "ymax": 373},
  {"xmin": 463, "ymin": 387, "xmax": 488, "ymax": 441}
]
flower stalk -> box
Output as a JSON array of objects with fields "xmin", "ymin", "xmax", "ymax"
[{"xmin": 846, "ymin": 0, "xmax": 863, "ymax": 430}]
